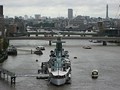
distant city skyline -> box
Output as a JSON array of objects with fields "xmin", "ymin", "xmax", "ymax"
[{"xmin": 0, "ymin": 0, "xmax": 120, "ymax": 18}]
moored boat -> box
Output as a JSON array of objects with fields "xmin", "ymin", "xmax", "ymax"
[
  {"xmin": 7, "ymin": 45, "xmax": 17, "ymax": 55},
  {"xmin": 83, "ymin": 46, "xmax": 92, "ymax": 49},
  {"xmin": 36, "ymin": 46, "xmax": 45, "ymax": 50},
  {"xmin": 34, "ymin": 50, "xmax": 43, "ymax": 55},
  {"xmin": 40, "ymin": 37, "xmax": 71, "ymax": 85}
]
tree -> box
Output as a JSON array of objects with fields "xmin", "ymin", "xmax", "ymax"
[{"xmin": 0, "ymin": 37, "xmax": 9, "ymax": 52}]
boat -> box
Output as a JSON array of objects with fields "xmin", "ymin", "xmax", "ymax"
[
  {"xmin": 34, "ymin": 50, "xmax": 43, "ymax": 55},
  {"xmin": 40, "ymin": 37, "xmax": 71, "ymax": 85},
  {"xmin": 7, "ymin": 45, "xmax": 17, "ymax": 55},
  {"xmin": 48, "ymin": 37, "xmax": 71, "ymax": 85},
  {"xmin": 92, "ymin": 40, "xmax": 102, "ymax": 43},
  {"xmin": 91, "ymin": 70, "xmax": 99, "ymax": 79},
  {"xmin": 83, "ymin": 46, "xmax": 92, "ymax": 49},
  {"xmin": 36, "ymin": 46, "xmax": 45, "ymax": 50}
]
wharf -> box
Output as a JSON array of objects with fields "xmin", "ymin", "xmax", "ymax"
[
  {"xmin": 0, "ymin": 68, "xmax": 16, "ymax": 85},
  {"xmin": 0, "ymin": 68, "xmax": 49, "ymax": 85},
  {"xmin": 16, "ymin": 73, "xmax": 49, "ymax": 79}
]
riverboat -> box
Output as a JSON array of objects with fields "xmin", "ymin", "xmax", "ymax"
[{"xmin": 7, "ymin": 45, "xmax": 17, "ymax": 55}]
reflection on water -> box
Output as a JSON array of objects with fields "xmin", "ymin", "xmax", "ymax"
[{"xmin": 0, "ymin": 40, "xmax": 120, "ymax": 90}]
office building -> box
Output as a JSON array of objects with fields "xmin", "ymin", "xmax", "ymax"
[
  {"xmin": 106, "ymin": 4, "xmax": 109, "ymax": 19},
  {"xmin": 68, "ymin": 9, "xmax": 73, "ymax": 20}
]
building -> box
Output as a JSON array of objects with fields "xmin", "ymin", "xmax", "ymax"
[
  {"xmin": 68, "ymin": 9, "xmax": 73, "ymax": 20},
  {"xmin": 0, "ymin": 5, "xmax": 4, "ymax": 37},
  {"xmin": 24, "ymin": 15, "xmax": 28, "ymax": 20},
  {"xmin": 14, "ymin": 17, "xmax": 26, "ymax": 33},
  {"xmin": 106, "ymin": 4, "xmax": 109, "ymax": 20},
  {"xmin": 7, "ymin": 24, "xmax": 17, "ymax": 36},
  {"xmin": 35, "ymin": 14, "xmax": 41, "ymax": 20},
  {"xmin": 0, "ymin": 5, "xmax": 3, "ymax": 16},
  {"xmin": 69, "ymin": 15, "xmax": 87, "ymax": 30}
]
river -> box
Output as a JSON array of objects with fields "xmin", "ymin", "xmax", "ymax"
[{"xmin": 0, "ymin": 39, "xmax": 120, "ymax": 90}]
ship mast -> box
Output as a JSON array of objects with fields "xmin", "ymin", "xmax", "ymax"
[{"xmin": 53, "ymin": 37, "xmax": 65, "ymax": 55}]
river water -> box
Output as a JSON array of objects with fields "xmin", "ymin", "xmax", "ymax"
[{"xmin": 0, "ymin": 39, "xmax": 120, "ymax": 90}]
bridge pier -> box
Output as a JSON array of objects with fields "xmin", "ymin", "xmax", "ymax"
[
  {"xmin": 11, "ymin": 77, "xmax": 16, "ymax": 85},
  {"xmin": 31, "ymin": 49, "xmax": 33, "ymax": 54},
  {"xmin": 103, "ymin": 41, "xmax": 107, "ymax": 46},
  {"xmin": 63, "ymin": 34, "xmax": 66, "ymax": 37},
  {"xmin": 28, "ymin": 34, "xmax": 30, "ymax": 37},
  {"xmin": 3, "ymin": 72, "xmax": 5, "ymax": 79},
  {"xmin": 49, "ymin": 40, "xmax": 52, "ymax": 46},
  {"xmin": 68, "ymin": 34, "xmax": 70, "ymax": 37},
  {"xmin": 36, "ymin": 34, "xmax": 38, "ymax": 36},
  {"xmin": 81, "ymin": 35, "xmax": 85, "ymax": 37},
  {"xmin": 7, "ymin": 73, "xmax": 8, "ymax": 80},
  {"xmin": 44, "ymin": 34, "xmax": 47, "ymax": 37},
  {"xmin": 51, "ymin": 34, "xmax": 54, "ymax": 37}
]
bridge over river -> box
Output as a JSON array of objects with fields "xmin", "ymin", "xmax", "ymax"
[
  {"xmin": 7, "ymin": 36, "xmax": 120, "ymax": 46},
  {"xmin": 12, "ymin": 31, "xmax": 97, "ymax": 37}
]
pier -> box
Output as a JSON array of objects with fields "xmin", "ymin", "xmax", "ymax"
[
  {"xmin": 16, "ymin": 73, "xmax": 49, "ymax": 79},
  {"xmin": 0, "ymin": 68, "xmax": 49, "ymax": 85},
  {"xmin": 0, "ymin": 68, "xmax": 16, "ymax": 85}
]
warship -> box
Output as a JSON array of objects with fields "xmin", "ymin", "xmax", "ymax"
[{"xmin": 40, "ymin": 37, "xmax": 71, "ymax": 85}]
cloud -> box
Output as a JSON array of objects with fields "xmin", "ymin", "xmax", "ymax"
[{"xmin": 1, "ymin": 0, "xmax": 120, "ymax": 18}]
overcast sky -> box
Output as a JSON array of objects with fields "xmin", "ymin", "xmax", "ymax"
[{"xmin": 0, "ymin": 0, "xmax": 120, "ymax": 18}]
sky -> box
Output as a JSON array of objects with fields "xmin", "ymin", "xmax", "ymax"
[{"xmin": 0, "ymin": 0, "xmax": 120, "ymax": 18}]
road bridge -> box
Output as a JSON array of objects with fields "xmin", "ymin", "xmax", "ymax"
[
  {"xmin": 7, "ymin": 36, "xmax": 120, "ymax": 46},
  {"xmin": 7, "ymin": 36, "xmax": 120, "ymax": 41},
  {"xmin": 12, "ymin": 31, "xmax": 97, "ymax": 37}
]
